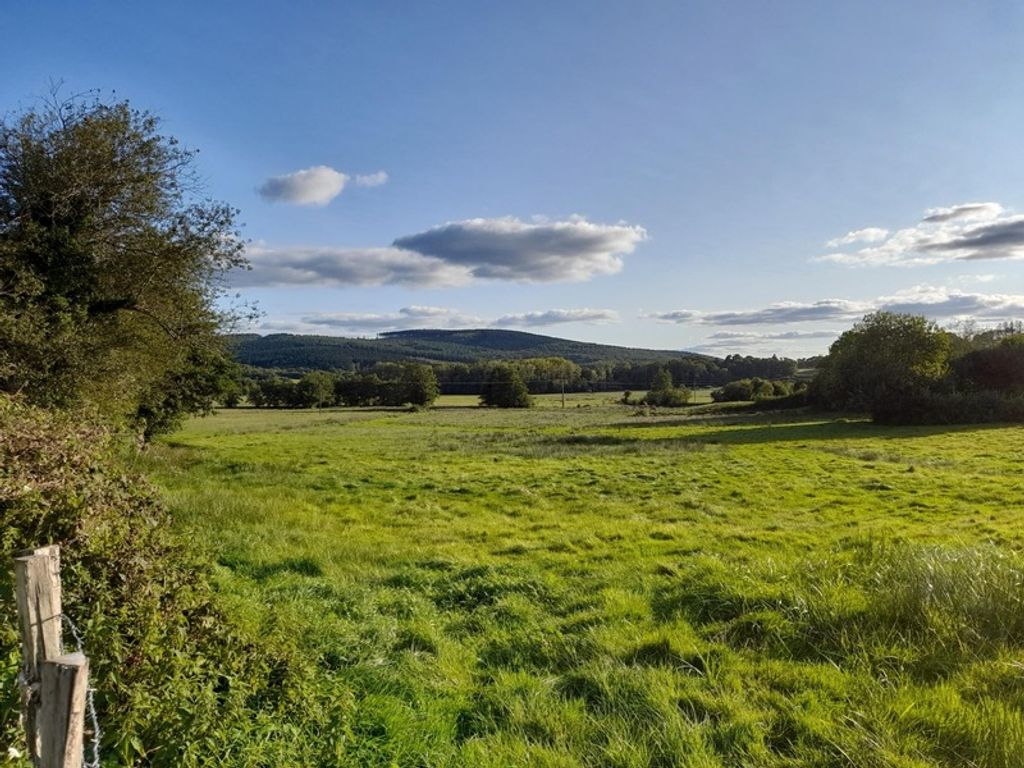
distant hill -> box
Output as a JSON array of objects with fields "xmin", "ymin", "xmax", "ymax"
[{"xmin": 227, "ymin": 328, "xmax": 713, "ymax": 370}]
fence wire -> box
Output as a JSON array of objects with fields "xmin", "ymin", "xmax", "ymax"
[{"xmin": 61, "ymin": 613, "xmax": 101, "ymax": 768}]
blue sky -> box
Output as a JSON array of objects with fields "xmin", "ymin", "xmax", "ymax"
[{"xmin": 5, "ymin": 1, "xmax": 1024, "ymax": 356}]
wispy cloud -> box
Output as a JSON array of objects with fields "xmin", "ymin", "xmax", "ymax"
[
  {"xmin": 255, "ymin": 305, "xmax": 619, "ymax": 335},
  {"xmin": 921, "ymin": 202, "xmax": 1004, "ymax": 223},
  {"xmin": 393, "ymin": 216, "xmax": 646, "ymax": 282},
  {"xmin": 493, "ymin": 308, "xmax": 619, "ymax": 327},
  {"xmin": 647, "ymin": 300, "xmax": 866, "ymax": 325},
  {"xmin": 818, "ymin": 202, "xmax": 1024, "ymax": 266},
  {"xmin": 648, "ymin": 286, "xmax": 1024, "ymax": 326},
  {"xmin": 825, "ymin": 227, "xmax": 889, "ymax": 249},
  {"xmin": 689, "ymin": 330, "xmax": 841, "ymax": 356},
  {"xmin": 705, "ymin": 330, "xmax": 841, "ymax": 341},
  {"xmin": 354, "ymin": 171, "xmax": 389, "ymax": 188},
  {"xmin": 297, "ymin": 306, "xmax": 482, "ymax": 333},
  {"xmin": 237, "ymin": 215, "xmax": 646, "ymax": 287}
]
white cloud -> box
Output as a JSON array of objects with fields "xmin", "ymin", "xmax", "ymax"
[
  {"xmin": 705, "ymin": 330, "xmax": 841, "ymax": 340},
  {"xmin": 643, "ymin": 309, "xmax": 702, "ymax": 323},
  {"xmin": 296, "ymin": 306, "xmax": 482, "ymax": 333},
  {"xmin": 354, "ymin": 171, "xmax": 389, "ymax": 187},
  {"xmin": 493, "ymin": 308, "xmax": 619, "ymax": 327},
  {"xmin": 393, "ymin": 216, "xmax": 646, "ymax": 282},
  {"xmin": 647, "ymin": 300, "xmax": 867, "ymax": 325},
  {"xmin": 825, "ymin": 227, "xmax": 889, "ymax": 248},
  {"xmin": 818, "ymin": 202, "xmax": 1024, "ymax": 266},
  {"xmin": 690, "ymin": 330, "xmax": 841, "ymax": 356},
  {"xmin": 237, "ymin": 245, "xmax": 472, "ymax": 288},
  {"xmin": 257, "ymin": 165, "xmax": 349, "ymax": 206},
  {"xmin": 236, "ymin": 215, "xmax": 647, "ymax": 287},
  {"xmin": 647, "ymin": 286, "xmax": 1024, "ymax": 327}
]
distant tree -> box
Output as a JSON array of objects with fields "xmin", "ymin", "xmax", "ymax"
[
  {"xmin": 650, "ymin": 368, "xmax": 673, "ymax": 393},
  {"xmin": 812, "ymin": 312, "xmax": 953, "ymax": 416},
  {"xmin": 296, "ymin": 371, "xmax": 336, "ymax": 408},
  {"xmin": 399, "ymin": 364, "xmax": 440, "ymax": 406},
  {"xmin": 642, "ymin": 367, "xmax": 691, "ymax": 407},
  {"xmin": 0, "ymin": 91, "xmax": 246, "ymax": 433},
  {"xmin": 251, "ymin": 378, "xmax": 297, "ymax": 408},
  {"xmin": 480, "ymin": 364, "xmax": 533, "ymax": 408}
]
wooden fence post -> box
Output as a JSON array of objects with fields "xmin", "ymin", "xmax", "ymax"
[
  {"xmin": 14, "ymin": 545, "xmax": 64, "ymax": 764},
  {"xmin": 39, "ymin": 653, "xmax": 89, "ymax": 768}
]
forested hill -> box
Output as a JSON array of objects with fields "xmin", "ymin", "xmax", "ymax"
[{"xmin": 227, "ymin": 329, "xmax": 715, "ymax": 369}]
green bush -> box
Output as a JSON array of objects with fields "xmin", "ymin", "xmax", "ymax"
[
  {"xmin": 641, "ymin": 368, "xmax": 691, "ymax": 407},
  {"xmin": 711, "ymin": 378, "xmax": 800, "ymax": 403},
  {"xmin": 0, "ymin": 396, "xmax": 348, "ymax": 766}
]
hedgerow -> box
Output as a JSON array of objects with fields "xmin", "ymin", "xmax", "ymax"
[{"xmin": 0, "ymin": 396, "xmax": 348, "ymax": 766}]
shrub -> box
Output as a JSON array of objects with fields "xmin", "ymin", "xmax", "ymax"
[
  {"xmin": 712, "ymin": 379, "xmax": 803, "ymax": 403},
  {"xmin": 0, "ymin": 396, "xmax": 348, "ymax": 765},
  {"xmin": 641, "ymin": 369, "xmax": 691, "ymax": 407},
  {"xmin": 642, "ymin": 387, "xmax": 692, "ymax": 407}
]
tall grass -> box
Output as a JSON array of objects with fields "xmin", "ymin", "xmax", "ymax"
[{"xmin": 140, "ymin": 406, "xmax": 1024, "ymax": 766}]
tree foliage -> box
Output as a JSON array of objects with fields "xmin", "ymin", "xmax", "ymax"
[
  {"xmin": 0, "ymin": 91, "xmax": 245, "ymax": 434},
  {"xmin": 641, "ymin": 367, "xmax": 691, "ymax": 407},
  {"xmin": 812, "ymin": 312, "xmax": 953, "ymax": 415},
  {"xmin": 399, "ymin": 363, "xmax": 440, "ymax": 406},
  {"xmin": 812, "ymin": 313, "xmax": 1024, "ymax": 424},
  {"xmin": 480, "ymin": 364, "xmax": 533, "ymax": 408},
  {"xmin": 711, "ymin": 378, "xmax": 800, "ymax": 403}
]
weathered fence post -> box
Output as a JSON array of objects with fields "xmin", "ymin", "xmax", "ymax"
[
  {"xmin": 39, "ymin": 653, "xmax": 89, "ymax": 768},
  {"xmin": 14, "ymin": 545, "xmax": 63, "ymax": 764},
  {"xmin": 13, "ymin": 545, "xmax": 88, "ymax": 768}
]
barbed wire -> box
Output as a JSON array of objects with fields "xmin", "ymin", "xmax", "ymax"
[{"xmin": 61, "ymin": 613, "xmax": 101, "ymax": 768}]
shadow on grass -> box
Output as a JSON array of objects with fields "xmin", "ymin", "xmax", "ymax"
[
  {"xmin": 607, "ymin": 412, "xmax": 1013, "ymax": 445},
  {"xmin": 218, "ymin": 555, "xmax": 323, "ymax": 580}
]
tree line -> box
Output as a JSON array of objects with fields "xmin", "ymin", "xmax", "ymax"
[
  {"xmin": 237, "ymin": 353, "xmax": 802, "ymax": 408},
  {"xmin": 810, "ymin": 313, "xmax": 1024, "ymax": 424}
]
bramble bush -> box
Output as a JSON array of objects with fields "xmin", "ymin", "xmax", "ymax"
[{"xmin": 0, "ymin": 396, "xmax": 348, "ymax": 766}]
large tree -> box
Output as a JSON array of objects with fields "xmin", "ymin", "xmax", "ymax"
[
  {"xmin": 399, "ymin": 363, "xmax": 440, "ymax": 407},
  {"xmin": 812, "ymin": 312, "xmax": 953, "ymax": 415},
  {"xmin": 0, "ymin": 91, "xmax": 246, "ymax": 431},
  {"xmin": 480, "ymin": 364, "xmax": 532, "ymax": 408}
]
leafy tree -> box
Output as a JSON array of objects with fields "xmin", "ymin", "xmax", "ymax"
[
  {"xmin": 296, "ymin": 371, "xmax": 336, "ymax": 408},
  {"xmin": 399, "ymin": 363, "xmax": 440, "ymax": 406},
  {"xmin": 642, "ymin": 367, "xmax": 691, "ymax": 407},
  {"xmin": 650, "ymin": 368, "xmax": 673, "ymax": 393},
  {"xmin": 812, "ymin": 312, "xmax": 953, "ymax": 416},
  {"xmin": 480, "ymin": 364, "xmax": 532, "ymax": 408},
  {"xmin": 0, "ymin": 91, "xmax": 245, "ymax": 432}
]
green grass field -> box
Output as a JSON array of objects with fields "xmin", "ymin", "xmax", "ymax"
[{"xmin": 145, "ymin": 397, "xmax": 1024, "ymax": 767}]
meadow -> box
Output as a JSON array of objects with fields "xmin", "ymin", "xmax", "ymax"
[{"xmin": 145, "ymin": 394, "xmax": 1024, "ymax": 767}]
